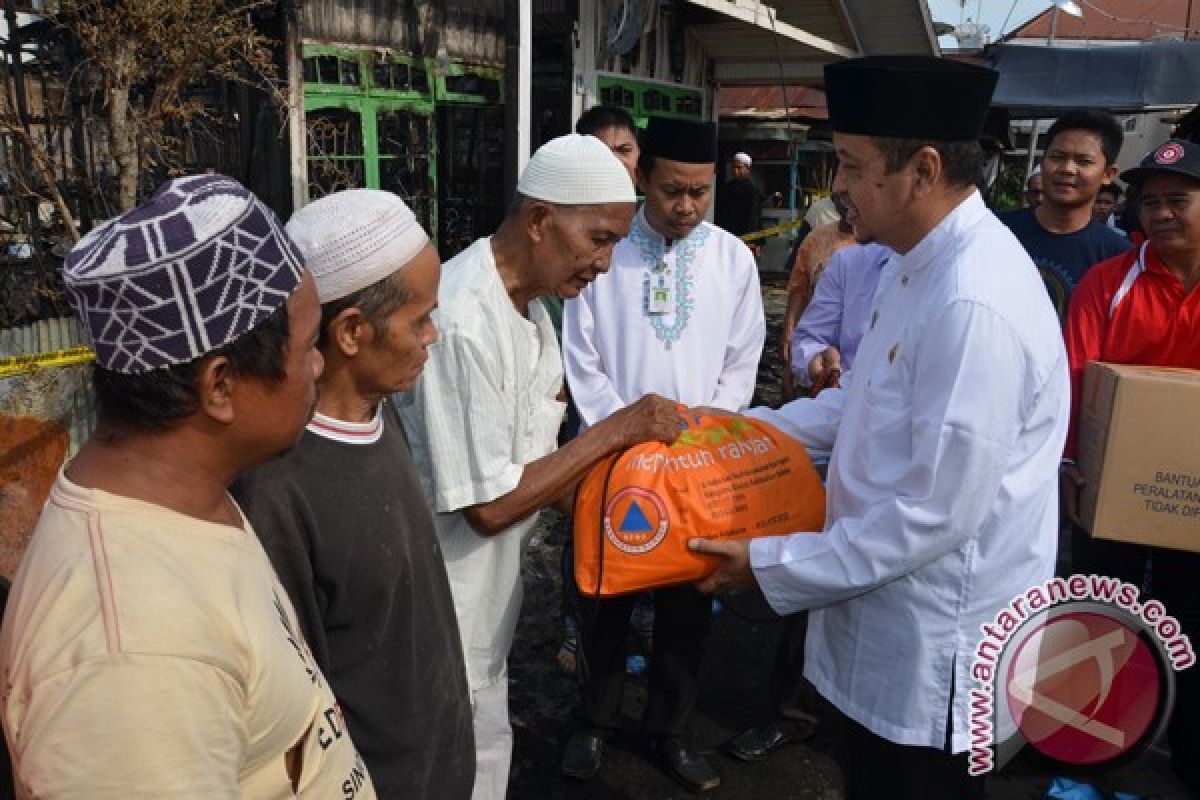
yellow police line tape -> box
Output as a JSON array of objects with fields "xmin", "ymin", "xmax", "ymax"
[
  {"xmin": 2, "ymin": 213, "xmax": 821, "ymax": 377},
  {"xmin": 740, "ymin": 217, "xmax": 807, "ymax": 244},
  {"xmin": 0, "ymin": 346, "xmax": 95, "ymax": 379}
]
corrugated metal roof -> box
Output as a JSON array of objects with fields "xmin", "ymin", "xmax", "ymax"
[
  {"xmin": 685, "ymin": 0, "xmax": 857, "ymax": 63},
  {"xmin": 701, "ymin": 0, "xmax": 939, "ymax": 85},
  {"xmin": 773, "ymin": 0, "xmax": 855, "ymax": 46},
  {"xmin": 717, "ymin": 85, "xmax": 828, "ymax": 119},
  {"xmin": 841, "ymin": 0, "xmax": 939, "ymax": 55}
]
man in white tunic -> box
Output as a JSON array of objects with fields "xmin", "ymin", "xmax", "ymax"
[
  {"xmin": 560, "ymin": 117, "xmax": 765, "ymax": 792},
  {"xmin": 692, "ymin": 57, "xmax": 1069, "ymax": 799},
  {"xmin": 398, "ymin": 134, "xmax": 683, "ymax": 800}
]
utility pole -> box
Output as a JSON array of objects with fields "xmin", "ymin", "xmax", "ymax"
[
  {"xmin": 503, "ymin": 0, "xmax": 532, "ymax": 199},
  {"xmin": 285, "ymin": 0, "xmax": 308, "ymax": 213},
  {"xmin": 4, "ymin": 0, "xmax": 29, "ymax": 127},
  {"xmin": 1024, "ymin": 7, "xmax": 1062, "ymax": 183}
]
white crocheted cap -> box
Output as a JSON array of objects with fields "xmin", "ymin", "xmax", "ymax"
[
  {"xmin": 517, "ymin": 133, "xmax": 636, "ymax": 205},
  {"xmin": 733, "ymin": 152, "xmax": 752, "ymax": 165},
  {"xmin": 286, "ymin": 189, "xmax": 430, "ymax": 304}
]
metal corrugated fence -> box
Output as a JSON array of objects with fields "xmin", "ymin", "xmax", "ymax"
[{"xmin": 0, "ymin": 317, "xmax": 97, "ymax": 456}]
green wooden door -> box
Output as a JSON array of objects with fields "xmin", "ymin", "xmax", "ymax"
[{"xmin": 302, "ymin": 46, "xmax": 438, "ymax": 236}]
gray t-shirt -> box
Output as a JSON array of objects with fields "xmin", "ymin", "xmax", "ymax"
[{"xmin": 235, "ymin": 398, "xmax": 474, "ymax": 800}]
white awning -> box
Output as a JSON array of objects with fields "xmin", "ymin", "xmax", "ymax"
[
  {"xmin": 687, "ymin": 0, "xmax": 939, "ymax": 86},
  {"xmin": 685, "ymin": 0, "xmax": 856, "ymax": 62}
]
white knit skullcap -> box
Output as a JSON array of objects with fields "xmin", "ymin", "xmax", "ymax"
[
  {"xmin": 286, "ymin": 189, "xmax": 430, "ymax": 303},
  {"xmin": 517, "ymin": 133, "xmax": 636, "ymax": 205},
  {"xmin": 734, "ymin": 152, "xmax": 752, "ymax": 165}
]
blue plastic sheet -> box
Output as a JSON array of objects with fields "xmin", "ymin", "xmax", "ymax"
[
  {"xmin": 1044, "ymin": 776, "xmax": 1141, "ymax": 800},
  {"xmin": 988, "ymin": 41, "xmax": 1200, "ymax": 117}
]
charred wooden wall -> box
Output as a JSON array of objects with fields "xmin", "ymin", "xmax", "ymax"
[{"xmin": 301, "ymin": 0, "xmax": 505, "ymax": 65}]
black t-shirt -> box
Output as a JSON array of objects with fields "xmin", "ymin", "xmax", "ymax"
[
  {"xmin": 998, "ymin": 206, "xmax": 1131, "ymax": 321},
  {"xmin": 234, "ymin": 399, "xmax": 475, "ymax": 800},
  {"xmin": 715, "ymin": 177, "xmax": 764, "ymax": 237}
]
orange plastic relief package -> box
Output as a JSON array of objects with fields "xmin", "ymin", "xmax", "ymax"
[{"xmin": 574, "ymin": 411, "xmax": 826, "ymax": 597}]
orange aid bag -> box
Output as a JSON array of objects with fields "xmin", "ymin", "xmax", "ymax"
[{"xmin": 573, "ymin": 411, "xmax": 826, "ymax": 597}]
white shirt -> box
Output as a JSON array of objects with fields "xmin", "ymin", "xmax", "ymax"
[
  {"xmin": 563, "ymin": 208, "xmax": 765, "ymax": 424},
  {"xmin": 746, "ymin": 191, "xmax": 1069, "ymax": 752},
  {"xmin": 398, "ymin": 237, "xmax": 565, "ymax": 691}
]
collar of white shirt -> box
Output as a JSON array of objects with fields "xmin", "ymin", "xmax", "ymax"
[
  {"xmin": 631, "ymin": 205, "xmax": 707, "ymax": 251},
  {"xmin": 895, "ymin": 190, "xmax": 986, "ymax": 279}
]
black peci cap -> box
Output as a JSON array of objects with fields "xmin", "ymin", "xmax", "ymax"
[
  {"xmin": 640, "ymin": 117, "xmax": 719, "ymax": 164},
  {"xmin": 824, "ymin": 56, "xmax": 999, "ymax": 142}
]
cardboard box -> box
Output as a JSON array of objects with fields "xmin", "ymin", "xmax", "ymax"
[{"xmin": 1078, "ymin": 363, "xmax": 1200, "ymax": 552}]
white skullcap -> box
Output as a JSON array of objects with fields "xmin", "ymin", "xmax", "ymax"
[
  {"xmin": 517, "ymin": 133, "xmax": 636, "ymax": 205},
  {"xmin": 286, "ymin": 189, "xmax": 430, "ymax": 303},
  {"xmin": 734, "ymin": 152, "xmax": 752, "ymax": 165}
]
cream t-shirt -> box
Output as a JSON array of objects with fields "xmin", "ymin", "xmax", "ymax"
[{"xmin": 0, "ymin": 473, "xmax": 376, "ymax": 799}]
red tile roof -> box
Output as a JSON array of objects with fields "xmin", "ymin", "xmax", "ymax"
[{"xmin": 1010, "ymin": 0, "xmax": 1195, "ymax": 41}]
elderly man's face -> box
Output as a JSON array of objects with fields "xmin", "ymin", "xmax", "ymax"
[
  {"xmin": 641, "ymin": 158, "xmax": 715, "ymax": 242},
  {"xmin": 1139, "ymin": 173, "xmax": 1200, "ymax": 255},
  {"xmin": 357, "ymin": 245, "xmax": 441, "ymax": 393},
  {"xmin": 543, "ymin": 202, "xmax": 636, "ymax": 298},
  {"xmin": 732, "ymin": 160, "xmax": 751, "ymax": 180}
]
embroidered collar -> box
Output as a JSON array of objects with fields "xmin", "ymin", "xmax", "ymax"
[
  {"xmin": 630, "ymin": 207, "xmax": 711, "ymax": 249},
  {"xmin": 629, "ymin": 207, "xmax": 711, "ymax": 348}
]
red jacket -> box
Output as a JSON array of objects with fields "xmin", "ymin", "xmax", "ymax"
[{"xmin": 1063, "ymin": 241, "xmax": 1200, "ymax": 459}]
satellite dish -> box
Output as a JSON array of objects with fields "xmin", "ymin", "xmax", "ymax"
[{"xmin": 606, "ymin": 0, "xmax": 643, "ymax": 57}]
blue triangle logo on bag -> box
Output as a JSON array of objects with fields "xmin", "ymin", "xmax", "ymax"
[
  {"xmin": 604, "ymin": 487, "xmax": 670, "ymax": 555},
  {"xmin": 619, "ymin": 500, "xmax": 654, "ymax": 533}
]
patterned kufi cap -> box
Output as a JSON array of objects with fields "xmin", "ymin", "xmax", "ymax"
[{"xmin": 63, "ymin": 174, "xmax": 304, "ymax": 374}]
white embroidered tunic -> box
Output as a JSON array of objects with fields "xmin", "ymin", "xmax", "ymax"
[{"xmin": 563, "ymin": 207, "xmax": 765, "ymax": 424}]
